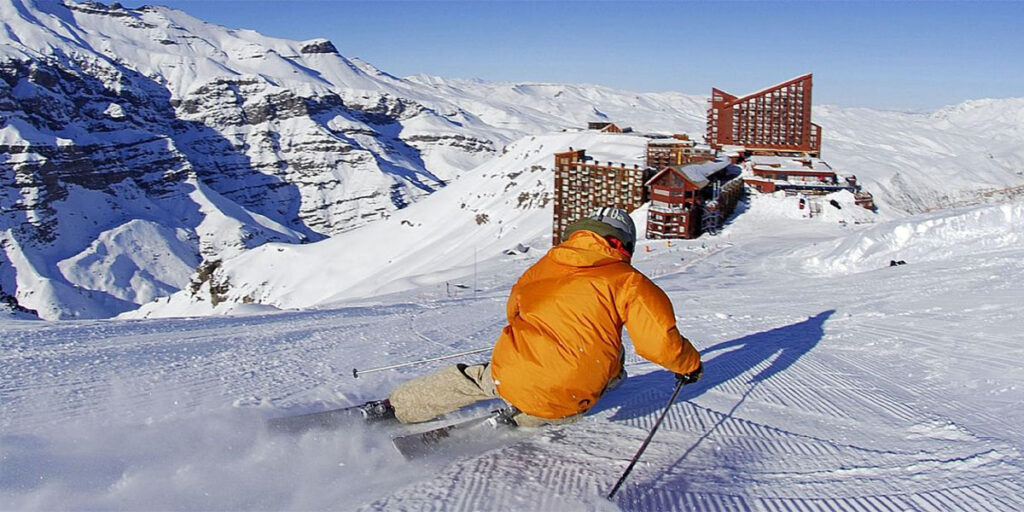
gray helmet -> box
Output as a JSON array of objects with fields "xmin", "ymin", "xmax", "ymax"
[{"xmin": 589, "ymin": 207, "xmax": 636, "ymax": 249}]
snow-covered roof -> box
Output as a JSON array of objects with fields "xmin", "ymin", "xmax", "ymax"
[
  {"xmin": 647, "ymin": 138, "xmax": 696, "ymax": 146},
  {"xmin": 751, "ymin": 155, "xmax": 802, "ymax": 165},
  {"xmin": 646, "ymin": 158, "xmax": 732, "ymax": 188},
  {"xmin": 750, "ymin": 155, "xmax": 833, "ymax": 172}
]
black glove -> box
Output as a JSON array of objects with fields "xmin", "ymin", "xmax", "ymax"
[{"xmin": 675, "ymin": 362, "xmax": 703, "ymax": 385}]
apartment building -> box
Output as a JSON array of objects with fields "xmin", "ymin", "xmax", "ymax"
[
  {"xmin": 707, "ymin": 74, "xmax": 822, "ymax": 157},
  {"xmin": 551, "ymin": 148, "xmax": 650, "ymax": 245}
]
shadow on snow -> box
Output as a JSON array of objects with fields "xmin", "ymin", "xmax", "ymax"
[
  {"xmin": 595, "ymin": 310, "xmax": 834, "ymax": 507},
  {"xmin": 593, "ymin": 310, "xmax": 834, "ymax": 421}
]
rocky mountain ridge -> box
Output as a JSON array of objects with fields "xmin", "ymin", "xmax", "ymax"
[
  {"xmin": 2, "ymin": 0, "xmax": 1022, "ymax": 320},
  {"xmin": 0, "ymin": 0, "xmax": 508, "ymax": 319}
]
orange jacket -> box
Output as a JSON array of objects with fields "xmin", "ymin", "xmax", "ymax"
[{"xmin": 490, "ymin": 230, "xmax": 701, "ymax": 419}]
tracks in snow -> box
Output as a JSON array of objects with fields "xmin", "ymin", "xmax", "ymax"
[
  {"xmin": 361, "ymin": 245, "xmax": 1024, "ymax": 510},
  {"xmin": 0, "ymin": 302, "xmax": 508, "ymax": 432},
  {"xmin": 4, "ymin": 230, "xmax": 1024, "ymax": 510}
]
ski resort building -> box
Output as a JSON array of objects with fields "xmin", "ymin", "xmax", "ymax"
[
  {"xmin": 645, "ymin": 135, "xmax": 715, "ymax": 169},
  {"xmin": 552, "ymin": 149, "xmax": 650, "ymax": 245},
  {"xmin": 549, "ymin": 73, "xmax": 874, "ymax": 242},
  {"xmin": 707, "ymin": 74, "xmax": 822, "ymax": 157},
  {"xmin": 587, "ymin": 122, "xmax": 628, "ymax": 133},
  {"xmin": 742, "ymin": 155, "xmax": 875, "ymax": 210},
  {"xmin": 646, "ymin": 160, "xmax": 745, "ymax": 239}
]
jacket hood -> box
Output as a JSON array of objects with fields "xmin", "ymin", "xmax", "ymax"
[{"xmin": 549, "ymin": 230, "xmax": 629, "ymax": 268}]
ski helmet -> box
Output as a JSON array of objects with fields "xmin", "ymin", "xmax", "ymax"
[{"xmin": 589, "ymin": 207, "xmax": 636, "ymax": 251}]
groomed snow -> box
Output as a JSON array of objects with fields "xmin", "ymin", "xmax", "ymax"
[{"xmin": 3, "ymin": 195, "xmax": 1023, "ymax": 510}]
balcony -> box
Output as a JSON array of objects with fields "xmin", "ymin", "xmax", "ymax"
[{"xmin": 649, "ymin": 200, "xmax": 694, "ymax": 214}]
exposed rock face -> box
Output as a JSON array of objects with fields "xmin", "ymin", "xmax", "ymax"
[
  {"xmin": 300, "ymin": 39, "xmax": 339, "ymax": 55},
  {"xmin": 169, "ymin": 75, "xmax": 449, "ymax": 235},
  {"xmin": 404, "ymin": 134, "xmax": 494, "ymax": 154},
  {"xmin": 0, "ymin": 0, "xmax": 499, "ymax": 318}
]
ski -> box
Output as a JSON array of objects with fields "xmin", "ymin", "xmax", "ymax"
[
  {"xmin": 391, "ymin": 407, "xmax": 517, "ymax": 460},
  {"xmin": 266, "ymin": 399, "xmax": 395, "ymax": 434}
]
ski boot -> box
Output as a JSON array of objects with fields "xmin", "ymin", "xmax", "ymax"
[
  {"xmin": 357, "ymin": 398, "xmax": 397, "ymax": 423},
  {"xmin": 485, "ymin": 406, "xmax": 519, "ymax": 428}
]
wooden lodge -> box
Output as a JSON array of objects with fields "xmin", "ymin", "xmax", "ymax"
[
  {"xmin": 646, "ymin": 160, "xmax": 744, "ymax": 239},
  {"xmin": 587, "ymin": 122, "xmax": 628, "ymax": 133}
]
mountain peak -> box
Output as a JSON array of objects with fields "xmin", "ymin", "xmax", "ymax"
[{"xmin": 299, "ymin": 38, "xmax": 338, "ymax": 55}]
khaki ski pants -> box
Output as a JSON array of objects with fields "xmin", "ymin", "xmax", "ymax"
[
  {"xmin": 389, "ymin": 358, "xmax": 624, "ymax": 427},
  {"xmin": 389, "ymin": 363, "xmax": 581, "ymax": 427}
]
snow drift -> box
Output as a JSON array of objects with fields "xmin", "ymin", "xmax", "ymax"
[{"xmin": 795, "ymin": 200, "xmax": 1024, "ymax": 276}]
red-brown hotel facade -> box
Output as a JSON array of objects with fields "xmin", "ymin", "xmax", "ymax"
[
  {"xmin": 707, "ymin": 73, "xmax": 821, "ymax": 157},
  {"xmin": 551, "ymin": 73, "xmax": 874, "ymax": 244}
]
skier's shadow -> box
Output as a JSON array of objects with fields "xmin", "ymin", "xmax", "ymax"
[{"xmin": 591, "ymin": 310, "xmax": 834, "ymax": 421}]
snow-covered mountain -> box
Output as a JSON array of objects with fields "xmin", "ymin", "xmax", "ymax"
[
  {"xmin": 817, "ymin": 100, "xmax": 1024, "ymax": 213},
  {"xmin": 2, "ymin": 0, "xmax": 1022, "ymax": 320},
  {"xmin": 0, "ymin": 0, "xmax": 512, "ymax": 319}
]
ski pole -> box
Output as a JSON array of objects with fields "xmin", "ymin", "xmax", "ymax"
[
  {"xmin": 352, "ymin": 347, "xmax": 492, "ymax": 378},
  {"xmin": 607, "ymin": 377, "xmax": 687, "ymax": 500}
]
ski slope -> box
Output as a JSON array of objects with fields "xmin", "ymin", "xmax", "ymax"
[{"xmin": 3, "ymin": 196, "xmax": 1023, "ymax": 510}]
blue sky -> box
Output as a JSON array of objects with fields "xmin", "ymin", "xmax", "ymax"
[{"xmin": 121, "ymin": 1, "xmax": 1023, "ymax": 111}]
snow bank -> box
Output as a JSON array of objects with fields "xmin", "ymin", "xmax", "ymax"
[
  {"xmin": 746, "ymin": 189, "xmax": 879, "ymax": 224},
  {"xmin": 795, "ymin": 200, "xmax": 1024, "ymax": 275}
]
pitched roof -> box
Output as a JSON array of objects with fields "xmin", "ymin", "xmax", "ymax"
[{"xmin": 645, "ymin": 159, "xmax": 732, "ymax": 188}]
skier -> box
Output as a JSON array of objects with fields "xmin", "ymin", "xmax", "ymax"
[{"xmin": 371, "ymin": 207, "xmax": 703, "ymax": 427}]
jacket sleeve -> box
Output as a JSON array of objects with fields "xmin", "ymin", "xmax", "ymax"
[
  {"xmin": 505, "ymin": 264, "xmax": 535, "ymax": 323},
  {"xmin": 621, "ymin": 272, "xmax": 701, "ymax": 375},
  {"xmin": 506, "ymin": 279, "xmax": 521, "ymax": 324}
]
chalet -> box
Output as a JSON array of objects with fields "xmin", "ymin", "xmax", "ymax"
[
  {"xmin": 646, "ymin": 159, "xmax": 744, "ymax": 239},
  {"xmin": 587, "ymin": 122, "xmax": 629, "ymax": 133}
]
